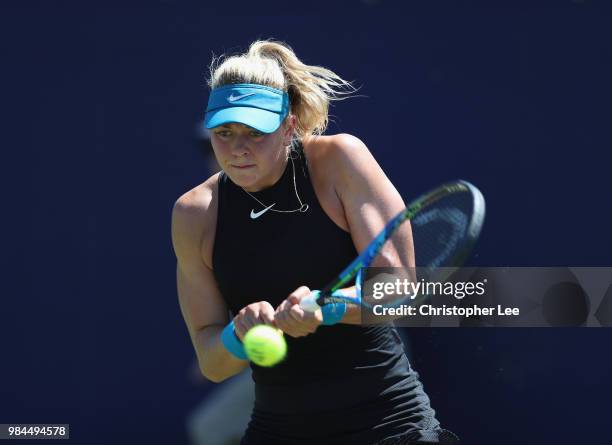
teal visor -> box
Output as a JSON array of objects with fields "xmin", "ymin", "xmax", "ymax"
[{"xmin": 204, "ymin": 83, "xmax": 290, "ymax": 133}]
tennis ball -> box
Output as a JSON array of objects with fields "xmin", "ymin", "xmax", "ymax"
[{"xmin": 243, "ymin": 325, "xmax": 287, "ymax": 367}]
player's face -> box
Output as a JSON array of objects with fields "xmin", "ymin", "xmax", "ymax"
[{"xmin": 210, "ymin": 120, "xmax": 293, "ymax": 192}]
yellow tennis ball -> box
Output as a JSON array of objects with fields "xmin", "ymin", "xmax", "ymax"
[{"xmin": 243, "ymin": 325, "xmax": 287, "ymax": 367}]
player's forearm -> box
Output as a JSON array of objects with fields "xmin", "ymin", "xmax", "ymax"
[
  {"xmin": 335, "ymin": 285, "xmax": 362, "ymax": 325},
  {"xmin": 194, "ymin": 326, "xmax": 248, "ymax": 383},
  {"xmin": 339, "ymin": 303, "xmax": 362, "ymax": 324},
  {"xmin": 335, "ymin": 285, "xmax": 402, "ymax": 325},
  {"xmin": 341, "ymin": 303, "xmax": 409, "ymax": 325}
]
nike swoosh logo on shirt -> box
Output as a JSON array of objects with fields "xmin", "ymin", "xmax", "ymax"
[
  {"xmin": 228, "ymin": 92, "xmax": 256, "ymax": 102},
  {"xmin": 250, "ymin": 203, "xmax": 275, "ymax": 219}
]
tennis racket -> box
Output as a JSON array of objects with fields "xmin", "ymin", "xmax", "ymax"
[{"xmin": 300, "ymin": 180, "xmax": 486, "ymax": 312}]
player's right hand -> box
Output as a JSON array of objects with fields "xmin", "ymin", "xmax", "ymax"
[{"xmin": 233, "ymin": 301, "xmax": 276, "ymax": 341}]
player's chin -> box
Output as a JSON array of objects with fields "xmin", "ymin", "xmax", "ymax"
[{"xmin": 230, "ymin": 174, "xmax": 257, "ymax": 188}]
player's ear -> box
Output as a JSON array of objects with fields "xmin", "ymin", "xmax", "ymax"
[{"xmin": 282, "ymin": 114, "xmax": 296, "ymax": 144}]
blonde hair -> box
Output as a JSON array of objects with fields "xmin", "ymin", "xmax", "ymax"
[{"xmin": 208, "ymin": 40, "xmax": 356, "ymax": 140}]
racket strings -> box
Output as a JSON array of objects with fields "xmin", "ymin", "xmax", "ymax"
[{"xmin": 412, "ymin": 191, "xmax": 477, "ymax": 272}]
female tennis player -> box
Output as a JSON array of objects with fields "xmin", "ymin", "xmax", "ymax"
[{"xmin": 171, "ymin": 40, "xmax": 459, "ymax": 445}]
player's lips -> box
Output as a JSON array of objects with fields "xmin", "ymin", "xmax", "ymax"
[{"xmin": 231, "ymin": 164, "xmax": 255, "ymax": 169}]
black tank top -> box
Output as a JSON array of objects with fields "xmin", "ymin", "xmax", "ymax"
[{"xmin": 212, "ymin": 142, "xmax": 451, "ymax": 444}]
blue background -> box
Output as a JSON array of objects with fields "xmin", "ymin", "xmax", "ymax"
[{"xmin": 2, "ymin": 1, "xmax": 611, "ymax": 444}]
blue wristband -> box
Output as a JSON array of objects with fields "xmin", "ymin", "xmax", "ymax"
[
  {"xmin": 321, "ymin": 290, "xmax": 348, "ymax": 326},
  {"xmin": 221, "ymin": 321, "xmax": 247, "ymax": 360},
  {"xmin": 356, "ymin": 267, "xmax": 363, "ymax": 300}
]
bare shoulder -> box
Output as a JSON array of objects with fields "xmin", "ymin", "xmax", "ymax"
[
  {"xmin": 301, "ymin": 134, "xmax": 378, "ymax": 232},
  {"xmin": 303, "ymin": 133, "xmax": 370, "ymax": 164},
  {"xmin": 304, "ymin": 133, "xmax": 384, "ymax": 191},
  {"xmin": 171, "ymin": 172, "xmax": 221, "ymax": 268},
  {"xmin": 173, "ymin": 173, "xmax": 220, "ymax": 218}
]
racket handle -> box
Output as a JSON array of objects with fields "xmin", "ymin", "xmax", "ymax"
[{"xmin": 300, "ymin": 290, "xmax": 322, "ymax": 313}]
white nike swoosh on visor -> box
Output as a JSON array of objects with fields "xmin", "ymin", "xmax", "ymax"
[
  {"xmin": 250, "ymin": 203, "xmax": 275, "ymax": 219},
  {"xmin": 228, "ymin": 93, "xmax": 256, "ymax": 102}
]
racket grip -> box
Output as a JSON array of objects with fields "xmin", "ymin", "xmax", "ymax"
[{"xmin": 300, "ymin": 290, "xmax": 322, "ymax": 313}]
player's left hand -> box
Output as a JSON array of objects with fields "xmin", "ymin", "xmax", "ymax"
[{"xmin": 274, "ymin": 286, "xmax": 323, "ymax": 338}]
